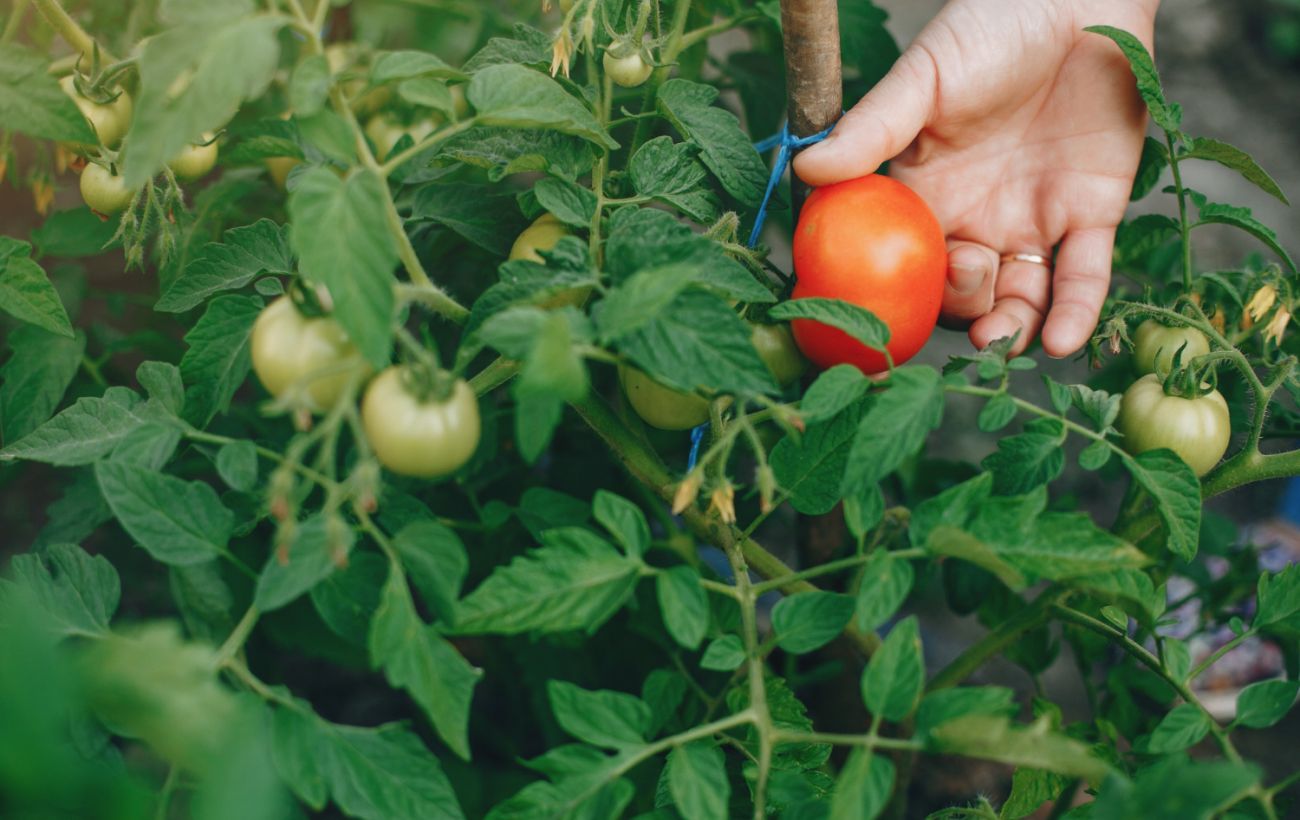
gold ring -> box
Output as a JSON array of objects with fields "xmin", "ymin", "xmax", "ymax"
[{"xmin": 1000, "ymin": 253, "xmax": 1051, "ymax": 266}]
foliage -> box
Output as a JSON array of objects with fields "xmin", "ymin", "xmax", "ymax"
[{"xmin": 0, "ymin": 1, "xmax": 1297, "ymax": 819}]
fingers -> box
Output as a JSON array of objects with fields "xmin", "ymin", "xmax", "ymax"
[
  {"xmin": 969, "ymin": 256, "xmax": 1052, "ymax": 356},
  {"xmin": 792, "ymin": 47, "xmax": 937, "ymax": 187},
  {"xmin": 1041, "ymin": 227, "xmax": 1116, "ymax": 358},
  {"xmin": 939, "ymin": 241, "xmax": 1000, "ymax": 330}
]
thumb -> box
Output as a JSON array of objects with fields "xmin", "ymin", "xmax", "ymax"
[{"xmin": 792, "ymin": 47, "xmax": 937, "ymax": 187}]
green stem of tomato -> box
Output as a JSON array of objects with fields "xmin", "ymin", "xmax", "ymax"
[
  {"xmin": 1166, "ymin": 131, "xmax": 1194, "ymax": 293},
  {"xmin": 628, "ymin": 0, "xmax": 693, "ymax": 156},
  {"xmin": 32, "ymin": 0, "xmax": 114, "ymax": 63}
]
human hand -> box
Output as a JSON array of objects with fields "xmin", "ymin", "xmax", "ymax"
[{"xmin": 793, "ymin": 0, "xmax": 1159, "ymax": 357}]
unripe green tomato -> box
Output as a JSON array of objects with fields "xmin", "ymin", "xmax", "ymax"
[
  {"xmin": 79, "ymin": 163, "xmax": 137, "ymax": 214},
  {"xmin": 1117, "ymin": 373, "xmax": 1231, "ymax": 476},
  {"xmin": 603, "ymin": 51, "xmax": 653, "ymax": 88},
  {"xmin": 509, "ymin": 213, "xmax": 569, "ymax": 262},
  {"xmin": 619, "ymin": 364, "xmax": 711, "ymax": 431},
  {"xmin": 168, "ymin": 134, "xmax": 219, "ymax": 182},
  {"xmin": 449, "ymin": 84, "xmax": 471, "ymax": 119},
  {"xmin": 265, "ymin": 156, "xmax": 302, "ymax": 190},
  {"xmin": 250, "ymin": 297, "xmax": 370, "ymax": 412},
  {"xmin": 59, "ymin": 75, "xmax": 132, "ymax": 150},
  {"xmin": 1132, "ymin": 319, "xmax": 1210, "ymax": 376},
  {"xmin": 751, "ymin": 323, "xmax": 807, "ymax": 387},
  {"xmin": 558, "ymin": 0, "xmax": 575, "ymax": 11},
  {"xmin": 361, "ymin": 367, "xmax": 482, "ymax": 478}
]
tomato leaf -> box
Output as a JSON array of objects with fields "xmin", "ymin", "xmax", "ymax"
[
  {"xmin": 288, "ymin": 168, "xmax": 397, "ymax": 368},
  {"xmin": 855, "ymin": 552, "xmax": 914, "ymax": 633},
  {"xmin": 94, "ymin": 461, "xmax": 234, "ymax": 566},
  {"xmin": 770, "ymin": 297, "xmax": 891, "ymax": 354},
  {"xmin": 5, "ymin": 543, "xmax": 119, "ymax": 639},
  {"xmin": 533, "ymin": 177, "xmax": 597, "ymax": 227},
  {"xmin": 861, "ymin": 616, "xmax": 924, "ymax": 721},
  {"xmin": 914, "ymin": 687, "xmax": 1018, "ymax": 738},
  {"xmin": 0, "ymin": 43, "xmax": 97, "ymax": 143},
  {"xmin": 157, "ymin": 220, "xmax": 294, "ymax": 312},
  {"xmin": 982, "ymin": 418, "xmax": 1066, "ymax": 494},
  {"xmin": 700, "ymin": 635, "xmax": 746, "ymax": 671},
  {"xmin": 0, "ymin": 238, "xmax": 73, "ymax": 338},
  {"xmin": 547, "ymin": 680, "xmax": 651, "ymax": 749},
  {"xmin": 829, "ymin": 750, "xmax": 894, "ymax": 820},
  {"xmin": 1182, "ymin": 137, "xmax": 1288, "ymax": 205},
  {"xmin": 179, "ymin": 293, "xmax": 262, "ymax": 428},
  {"xmin": 468, "ymin": 64, "xmax": 617, "ymax": 150},
  {"xmin": 667, "ymin": 742, "xmax": 730, "ymax": 820},
  {"xmin": 839, "ymin": 367, "xmax": 943, "ymax": 497},
  {"xmin": 1, "ymin": 387, "xmax": 150, "ymax": 466},
  {"xmin": 271, "ymin": 700, "xmax": 466, "ymax": 819},
  {"xmin": 1085, "ymin": 26, "xmax": 1180, "ymax": 133},
  {"xmin": 255, "ymin": 516, "xmax": 351, "ymax": 612},
  {"xmin": 369, "ymin": 563, "xmax": 482, "ymax": 761},
  {"xmin": 310, "ymin": 552, "xmax": 386, "ymax": 647},
  {"xmin": 122, "ymin": 14, "xmax": 285, "ymax": 186},
  {"xmin": 1121, "ymin": 449, "xmax": 1201, "ymax": 561},
  {"xmin": 928, "ymin": 715, "xmax": 1109, "ymax": 780},
  {"xmin": 434, "ymin": 125, "xmax": 595, "ymax": 182},
  {"xmin": 656, "ymin": 79, "xmax": 768, "ymax": 206},
  {"xmin": 1233, "ymin": 679, "xmax": 1300, "ymax": 729},
  {"xmin": 773, "ymin": 591, "xmax": 855, "ymax": 654},
  {"xmin": 391, "ymin": 521, "xmax": 468, "ymax": 627},
  {"xmin": 770, "ymin": 403, "xmax": 864, "ymax": 515},
  {"xmin": 0, "ymin": 325, "xmax": 84, "ymax": 444},
  {"xmin": 1140, "ymin": 703, "xmax": 1210, "ymax": 753}
]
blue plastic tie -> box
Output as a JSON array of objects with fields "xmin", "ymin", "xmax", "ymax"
[{"xmin": 684, "ymin": 121, "xmax": 837, "ymax": 471}]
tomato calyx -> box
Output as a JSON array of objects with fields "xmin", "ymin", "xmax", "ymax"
[{"xmin": 287, "ymin": 279, "xmax": 333, "ymax": 319}]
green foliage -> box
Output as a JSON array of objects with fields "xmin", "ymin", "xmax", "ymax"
[{"xmin": 0, "ymin": 1, "xmax": 1296, "ymax": 819}]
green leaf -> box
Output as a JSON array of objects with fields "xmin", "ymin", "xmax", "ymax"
[
  {"xmin": 978, "ymin": 393, "xmax": 1018, "ymax": 432},
  {"xmin": 109, "ymin": 423, "xmax": 180, "ymax": 470},
  {"xmin": 657, "ymin": 566, "xmax": 709, "ymax": 650},
  {"xmin": 1122, "ymin": 449, "xmax": 1201, "ymax": 561},
  {"xmin": 5, "ymin": 543, "xmax": 119, "ymax": 638},
  {"xmin": 914, "ymin": 687, "xmax": 1017, "ymax": 737},
  {"xmin": 1182, "ymin": 137, "xmax": 1288, "ymax": 205},
  {"xmin": 271, "ymin": 703, "xmax": 465, "ymax": 820},
  {"xmin": 799, "ymin": 365, "xmax": 870, "ymax": 424},
  {"xmin": 156, "ymin": 220, "xmax": 293, "ymax": 312},
  {"xmin": 288, "ymin": 168, "xmax": 397, "ymax": 368},
  {"xmin": 95, "ymin": 461, "xmax": 234, "ymax": 565},
  {"xmin": 410, "ymin": 181, "xmax": 526, "ymax": 256},
  {"xmin": 861, "ymin": 617, "xmax": 924, "ymax": 721},
  {"xmin": 1256, "ymin": 564, "xmax": 1300, "ymax": 629},
  {"xmin": 452, "ymin": 528, "xmax": 639, "ymax": 635},
  {"xmin": 700, "ymin": 635, "xmax": 746, "ymax": 671},
  {"xmin": 656, "ymin": 79, "xmax": 768, "ymax": 206},
  {"xmin": 840, "ymin": 367, "xmax": 944, "ymax": 496},
  {"xmin": 467, "ymin": 64, "xmax": 616, "ymax": 150},
  {"xmin": 1142, "ymin": 703, "xmax": 1209, "ymax": 753},
  {"xmin": 773, "ymin": 591, "xmax": 855, "ymax": 654},
  {"xmin": 982, "ymin": 418, "xmax": 1065, "ymax": 495},
  {"xmin": 0, "ymin": 238, "xmax": 73, "ymax": 337},
  {"xmin": 0, "ymin": 43, "xmax": 97, "ymax": 143},
  {"xmin": 1195, "ymin": 201, "xmax": 1297, "ymax": 274},
  {"xmin": 122, "ymin": 14, "xmax": 284, "ymax": 186},
  {"xmin": 371, "ymin": 50, "xmax": 462, "ymax": 83},
  {"xmin": 179, "ymin": 293, "xmax": 262, "ymax": 428},
  {"xmin": 1115, "ymin": 214, "xmax": 1181, "ymax": 269},
  {"xmin": 1001, "ymin": 768, "xmax": 1071, "ymax": 820},
  {"xmin": 1131, "ymin": 136, "xmax": 1170, "ymax": 201},
  {"xmin": 369, "ymin": 564, "xmax": 481, "ymax": 760},
  {"xmin": 829, "ymin": 750, "xmax": 894, "ymax": 820},
  {"xmin": 928, "ymin": 715, "xmax": 1108, "ymax": 780},
  {"xmin": 463, "ymin": 25, "xmax": 553, "ymax": 73},
  {"xmin": 534, "ymin": 177, "xmax": 598, "ymax": 228},
  {"xmin": 1233, "ymin": 679, "xmax": 1299, "ymax": 729},
  {"xmin": 1085, "ymin": 26, "xmax": 1180, "ymax": 133},
  {"xmin": 855, "ymin": 552, "xmax": 913, "ymax": 633},
  {"xmin": 547, "ymin": 680, "xmax": 651, "ymax": 749},
  {"xmin": 1090, "ymin": 757, "xmax": 1259, "ymax": 820},
  {"xmin": 310, "ymin": 551, "xmax": 386, "ymax": 646},
  {"xmin": 1, "ymin": 387, "xmax": 149, "ymax": 466},
  {"xmin": 485, "ymin": 776, "xmax": 634, "ymax": 820},
  {"xmin": 0, "ymin": 325, "xmax": 84, "ymax": 444},
  {"xmin": 255, "ymin": 516, "xmax": 351, "ymax": 612},
  {"xmin": 592, "ymin": 491, "xmax": 649, "ymax": 559},
  {"xmin": 31, "ymin": 206, "xmax": 120, "ymax": 257},
  {"xmin": 768, "ymin": 405, "xmax": 859, "ymax": 515},
  {"xmin": 629, "ymin": 137, "xmax": 708, "ymax": 198},
  {"xmin": 617, "ymin": 289, "xmax": 778, "ymax": 396},
  {"xmin": 289, "ymin": 54, "xmax": 330, "ymax": 117},
  {"xmin": 215, "ymin": 440, "xmax": 258, "ymax": 492},
  {"xmin": 136, "ymin": 361, "xmax": 185, "ymax": 417},
  {"xmin": 770, "ymin": 297, "xmax": 890, "ymax": 355},
  {"xmin": 667, "ymin": 742, "xmax": 729, "ymax": 820},
  {"xmin": 1079, "ymin": 440, "xmax": 1112, "ymax": 471},
  {"xmin": 391, "ymin": 521, "xmax": 468, "ymax": 626},
  {"xmin": 433, "ymin": 126, "xmax": 594, "ymax": 183}
]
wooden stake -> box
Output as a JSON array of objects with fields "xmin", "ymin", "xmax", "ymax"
[{"xmin": 779, "ymin": 0, "xmax": 843, "ymax": 212}]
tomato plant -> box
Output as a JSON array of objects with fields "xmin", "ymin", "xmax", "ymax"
[
  {"xmin": 361, "ymin": 367, "xmax": 481, "ymax": 478},
  {"xmin": 0, "ymin": 3, "xmax": 1298, "ymax": 820},
  {"xmin": 790, "ymin": 174, "xmax": 947, "ymax": 374}
]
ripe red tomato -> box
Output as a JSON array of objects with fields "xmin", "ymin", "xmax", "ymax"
[{"xmin": 790, "ymin": 175, "xmax": 947, "ymax": 374}]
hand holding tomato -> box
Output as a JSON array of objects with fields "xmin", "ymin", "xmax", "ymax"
[{"xmin": 793, "ymin": 0, "xmax": 1158, "ymax": 358}]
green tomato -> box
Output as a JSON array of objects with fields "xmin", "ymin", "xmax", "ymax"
[
  {"xmin": 619, "ymin": 364, "xmax": 711, "ymax": 431},
  {"xmin": 265, "ymin": 156, "xmax": 302, "ymax": 190},
  {"xmin": 59, "ymin": 75, "xmax": 132, "ymax": 150},
  {"xmin": 361, "ymin": 367, "xmax": 482, "ymax": 478},
  {"xmin": 509, "ymin": 213, "xmax": 570, "ymax": 262},
  {"xmin": 251, "ymin": 296, "xmax": 370, "ymax": 412},
  {"xmin": 1133, "ymin": 319, "xmax": 1210, "ymax": 376},
  {"xmin": 79, "ymin": 163, "xmax": 137, "ymax": 215},
  {"xmin": 603, "ymin": 51, "xmax": 653, "ymax": 88},
  {"xmin": 751, "ymin": 323, "xmax": 807, "ymax": 387},
  {"xmin": 167, "ymin": 134, "xmax": 219, "ymax": 182},
  {"xmin": 365, "ymin": 114, "xmax": 436, "ymax": 162},
  {"xmin": 1117, "ymin": 373, "xmax": 1231, "ymax": 476}
]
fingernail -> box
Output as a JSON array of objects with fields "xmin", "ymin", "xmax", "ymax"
[{"xmin": 948, "ymin": 246, "xmax": 989, "ymax": 295}]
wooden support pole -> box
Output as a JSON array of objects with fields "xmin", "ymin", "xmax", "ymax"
[{"xmin": 779, "ymin": 0, "xmax": 842, "ymax": 212}]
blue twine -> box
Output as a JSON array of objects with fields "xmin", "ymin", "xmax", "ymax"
[{"xmin": 684, "ymin": 120, "xmax": 837, "ymax": 472}]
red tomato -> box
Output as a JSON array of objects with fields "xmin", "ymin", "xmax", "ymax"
[{"xmin": 790, "ymin": 175, "xmax": 947, "ymax": 374}]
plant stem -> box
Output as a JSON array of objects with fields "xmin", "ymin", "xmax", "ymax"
[
  {"xmin": 628, "ymin": 0, "xmax": 693, "ymax": 155},
  {"xmin": 750, "ymin": 547, "xmax": 918, "ymax": 596},
  {"xmin": 1189, "ymin": 628, "xmax": 1255, "ymax": 682},
  {"xmin": 468, "ymin": 356, "xmax": 520, "ymax": 395},
  {"xmin": 32, "ymin": 0, "xmax": 112, "ymax": 62},
  {"xmin": 678, "ymin": 12, "xmax": 762, "ymax": 52},
  {"xmin": 213, "ymin": 605, "xmax": 260, "ymax": 668},
  {"xmin": 2, "ymin": 0, "xmax": 29, "ymax": 44},
  {"xmin": 721, "ymin": 527, "xmax": 773, "ymax": 819},
  {"xmin": 1165, "ymin": 132, "xmax": 1194, "ymax": 293},
  {"xmin": 773, "ymin": 730, "xmax": 923, "ymax": 751},
  {"xmin": 927, "ymin": 586, "xmax": 1068, "ymax": 691}
]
